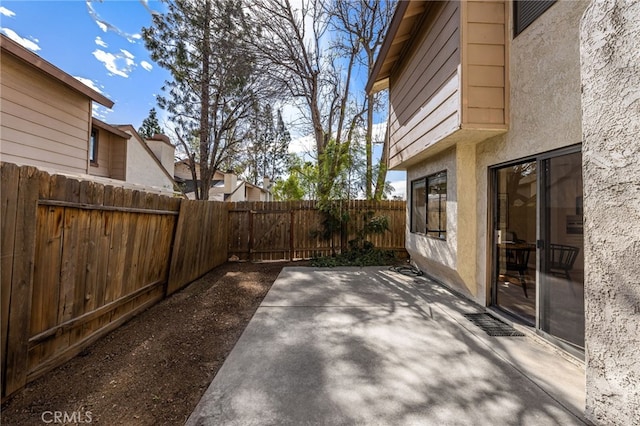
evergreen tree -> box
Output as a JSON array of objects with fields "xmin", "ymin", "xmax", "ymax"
[
  {"xmin": 243, "ymin": 103, "xmax": 291, "ymax": 186},
  {"xmin": 142, "ymin": 0, "xmax": 275, "ymax": 200},
  {"xmin": 138, "ymin": 108, "xmax": 164, "ymax": 138}
]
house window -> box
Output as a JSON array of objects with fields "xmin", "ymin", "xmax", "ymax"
[
  {"xmin": 89, "ymin": 128, "xmax": 98, "ymax": 165},
  {"xmin": 411, "ymin": 179, "xmax": 426, "ymax": 233},
  {"xmin": 514, "ymin": 0, "xmax": 556, "ymax": 37},
  {"xmin": 411, "ymin": 171, "xmax": 447, "ymax": 239}
]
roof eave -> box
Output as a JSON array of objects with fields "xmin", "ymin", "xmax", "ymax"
[
  {"xmin": 92, "ymin": 118, "xmax": 132, "ymax": 139},
  {"xmin": 0, "ymin": 34, "xmax": 115, "ymax": 108},
  {"xmin": 365, "ymin": 1, "xmax": 411, "ymax": 94}
]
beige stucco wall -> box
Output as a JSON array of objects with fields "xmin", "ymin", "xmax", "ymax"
[
  {"xmin": 0, "ymin": 53, "xmax": 91, "ymax": 173},
  {"xmin": 581, "ymin": 1, "xmax": 640, "ymax": 424},
  {"xmin": 403, "ymin": 0, "xmax": 588, "ymax": 304},
  {"xmin": 406, "ymin": 147, "xmax": 468, "ymax": 294},
  {"xmin": 472, "ymin": 0, "xmax": 588, "ymax": 302}
]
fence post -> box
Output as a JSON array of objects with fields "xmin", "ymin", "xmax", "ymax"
[
  {"xmin": 3, "ymin": 166, "xmax": 39, "ymax": 398},
  {"xmin": 248, "ymin": 209, "xmax": 254, "ymax": 262},
  {"xmin": 166, "ymin": 199, "xmax": 188, "ymax": 296},
  {"xmin": 290, "ymin": 208, "xmax": 295, "ymax": 261}
]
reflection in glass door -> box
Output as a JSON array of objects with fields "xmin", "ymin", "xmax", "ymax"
[
  {"xmin": 540, "ymin": 152, "xmax": 584, "ymax": 349},
  {"xmin": 493, "ymin": 161, "xmax": 537, "ymax": 324},
  {"xmin": 492, "ymin": 148, "xmax": 585, "ymax": 352}
]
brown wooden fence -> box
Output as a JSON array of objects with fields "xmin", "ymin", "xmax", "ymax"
[
  {"xmin": 228, "ymin": 200, "xmax": 407, "ymax": 262},
  {"xmin": 1, "ymin": 163, "xmax": 406, "ymax": 399},
  {"xmin": 0, "ymin": 163, "xmax": 227, "ymax": 399},
  {"xmin": 167, "ymin": 200, "xmax": 228, "ymax": 295}
]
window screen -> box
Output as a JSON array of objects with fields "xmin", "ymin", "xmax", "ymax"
[{"xmin": 514, "ymin": 0, "xmax": 556, "ymax": 37}]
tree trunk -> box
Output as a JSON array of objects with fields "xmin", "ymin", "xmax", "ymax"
[
  {"xmin": 373, "ymin": 124, "xmax": 389, "ymax": 200},
  {"xmin": 365, "ymin": 92, "xmax": 374, "ymax": 199},
  {"xmin": 198, "ymin": 0, "xmax": 212, "ymax": 200}
]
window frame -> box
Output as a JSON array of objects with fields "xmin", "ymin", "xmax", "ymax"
[
  {"xmin": 89, "ymin": 128, "xmax": 98, "ymax": 166},
  {"xmin": 410, "ymin": 170, "xmax": 447, "ymax": 240},
  {"xmin": 410, "ymin": 177, "xmax": 426, "ymax": 234}
]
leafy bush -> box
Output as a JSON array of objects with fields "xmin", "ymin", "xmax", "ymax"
[
  {"xmin": 311, "ymin": 207, "xmax": 395, "ymax": 267},
  {"xmin": 311, "ymin": 248, "xmax": 396, "ymax": 267}
]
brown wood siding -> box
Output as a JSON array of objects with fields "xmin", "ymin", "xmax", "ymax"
[
  {"xmin": 89, "ymin": 129, "xmax": 127, "ymax": 180},
  {"xmin": 110, "ymin": 138, "xmax": 126, "ymax": 181},
  {"xmin": 0, "ymin": 54, "xmax": 90, "ymax": 173},
  {"xmin": 461, "ymin": 0, "xmax": 507, "ymax": 127},
  {"xmin": 388, "ymin": 1, "xmax": 461, "ymax": 169},
  {"xmin": 90, "ymin": 128, "xmax": 112, "ymax": 178}
]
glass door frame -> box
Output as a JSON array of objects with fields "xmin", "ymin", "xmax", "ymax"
[
  {"xmin": 489, "ymin": 144, "xmax": 584, "ymax": 358},
  {"xmin": 536, "ymin": 144, "xmax": 584, "ymax": 358}
]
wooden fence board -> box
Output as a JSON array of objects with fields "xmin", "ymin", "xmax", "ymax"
[
  {"xmin": 4, "ymin": 166, "xmax": 39, "ymax": 396},
  {"xmin": 166, "ymin": 200, "xmax": 228, "ymax": 295},
  {"xmin": 1, "ymin": 163, "xmax": 20, "ymax": 397},
  {"xmin": 1, "ymin": 164, "xmax": 185, "ymax": 399},
  {"xmin": 2, "ymin": 162, "xmax": 407, "ymax": 399},
  {"xmin": 228, "ymin": 200, "xmax": 407, "ymax": 262}
]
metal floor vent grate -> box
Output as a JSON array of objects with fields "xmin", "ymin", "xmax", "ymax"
[{"xmin": 463, "ymin": 313, "xmax": 525, "ymax": 337}]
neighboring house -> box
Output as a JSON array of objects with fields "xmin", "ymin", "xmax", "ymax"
[
  {"xmin": 1, "ymin": 34, "xmax": 113, "ymax": 174},
  {"xmin": 0, "ymin": 34, "xmax": 178, "ymax": 195},
  {"xmin": 368, "ymin": 0, "xmax": 638, "ymax": 424},
  {"xmin": 89, "ymin": 118, "xmax": 129, "ymax": 181},
  {"xmin": 174, "ymin": 160, "xmax": 273, "ymax": 201},
  {"xmin": 115, "ymin": 125, "xmax": 177, "ymax": 193}
]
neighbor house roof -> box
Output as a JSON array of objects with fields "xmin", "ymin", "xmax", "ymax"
[
  {"xmin": 115, "ymin": 124, "xmax": 180, "ymax": 188},
  {"xmin": 366, "ymin": 1, "xmax": 432, "ymax": 94},
  {"xmin": 92, "ymin": 118, "xmax": 132, "ymax": 139},
  {"xmin": 0, "ymin": 34, "xmax": 114, "ymax": 107}
]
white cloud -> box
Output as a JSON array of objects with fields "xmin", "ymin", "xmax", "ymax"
[
  {"xmin": 92, "ymin": 49, "xmax": 137, "ymax": 78},
  {"xmin": 120, "ymin": 49, "xmax": 134, "ymax": 59},
  {"xmin": 74, "ymin": 76, "xmax": 103, "ymax": 94},
  {"xmin": 96, "ymin": 21, "xmax": 108, "ymax": 32},
  {"xmin": 92, "ymin": 103, "xmax": 111, "ymax": 121},
  {"xmin": 389, "ymin": 180, "xmax": 406, "ymax": 200},
  {"xmin": 95, "ymin": 36, "xmax": 108, "ymax": 48},
  {"xmin": 288, "ymin": 134, "xmax": 315, "ymax": 155},
  {"xmin": 0, "ymin": 6, "xmax": 16, "ymax": 17},
  {"xmin": 86, "ymin": 1, "xmax": 142, "ymax": 43},
  {"xmin": 140, "ymin": 0, "xmax": 161, "ymax": 16},
  {"xmin": 0, "ymin": 28, "xmax": 40, "ymax": 51},
  {"xmin": 140, "ymin": 61, "xmax": 153, "ymax": 72}
]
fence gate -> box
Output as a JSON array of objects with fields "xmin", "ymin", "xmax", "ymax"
[{"xmin": 251, "ymin": 210, "xmax": 292, "ymax": 261}]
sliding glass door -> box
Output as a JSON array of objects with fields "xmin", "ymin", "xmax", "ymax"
[
  {"xmin": 539, "ymin": 151, "xmax": 584, "ymax": 349},
  {"xmin": 492, "ymin": 147, "xmax": 584, "ymax": 352},
  {"xmin": 493, "ymin": 161, "xmax": 537, "ymax": 324}
]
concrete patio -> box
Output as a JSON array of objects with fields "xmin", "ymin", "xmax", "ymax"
[{"xmin": 186, "ymin": 266, "xmax": 588, "ymax": 425}]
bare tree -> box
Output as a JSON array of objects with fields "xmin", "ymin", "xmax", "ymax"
[
  {"xmin": 330, "ymin": 0, "xmax": 394, "ymax": 200},
  {"xmin": 248, "ymin": 0, "xmax": 357, "ymax": 199},
  {"xmin": 248, "ymin": 0, "xmax": 394, "ymax": 200}
]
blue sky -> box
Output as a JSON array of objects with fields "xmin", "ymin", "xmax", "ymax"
[
  {"xmin": 0, "ymin": 0, "xmax": 406, "ymax": 197},
  {"xmin": 0, "ymin": 0, "xmax": 169, "ymax": 127}
]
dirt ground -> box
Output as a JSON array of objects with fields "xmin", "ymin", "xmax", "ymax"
[{"xmin": 1, "ymin": 261, "xmax": 301, "ymax": 425}]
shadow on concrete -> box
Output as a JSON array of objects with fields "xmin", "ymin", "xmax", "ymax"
[{"xmin": 187, "ymin": 267, "xmax": 587, "ymax": 426}]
